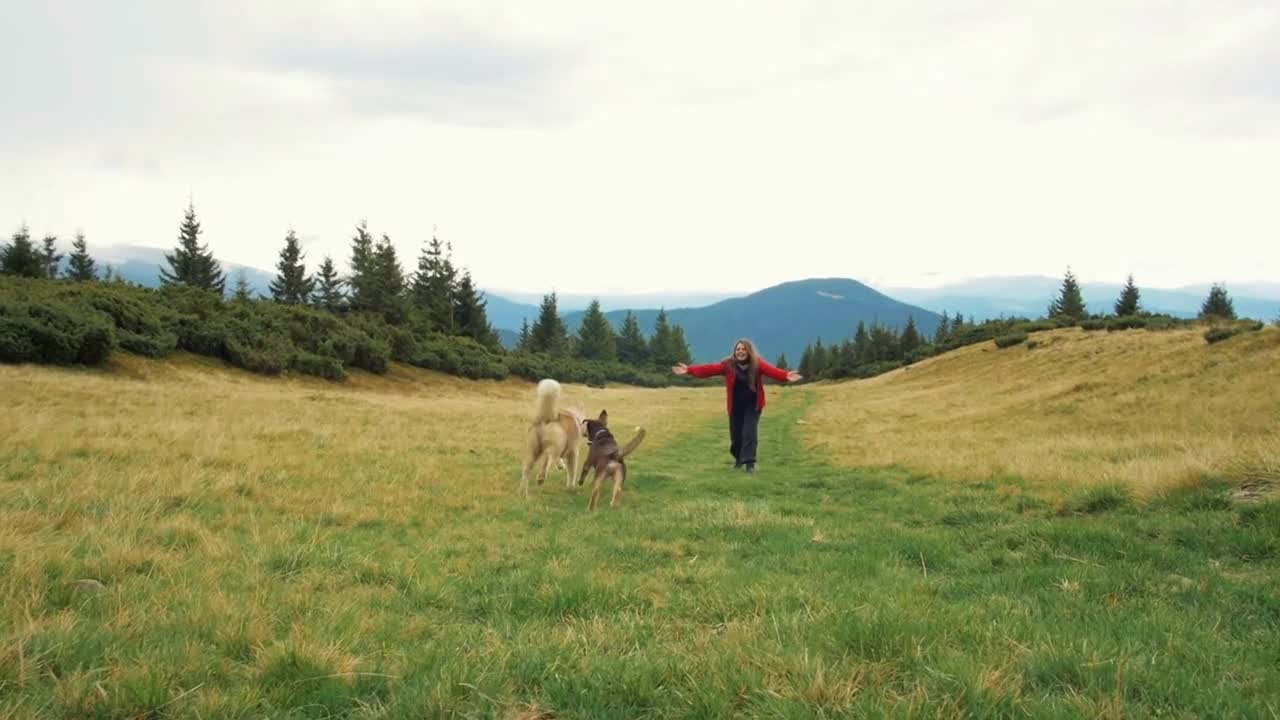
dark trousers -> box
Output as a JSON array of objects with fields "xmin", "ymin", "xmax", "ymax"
[{"xmin": 729, "ymin": 402, "xmax": 761, "ymax": 467}]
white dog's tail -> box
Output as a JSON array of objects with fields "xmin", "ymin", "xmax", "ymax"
[{"xmin": 534, "ymin": 378, "xmax": 561, "ymax": 423}]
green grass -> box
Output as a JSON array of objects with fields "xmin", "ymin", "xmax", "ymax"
[{"xmin": 3, "ymin": 389, "xmax": 1279, "ymax": 718}]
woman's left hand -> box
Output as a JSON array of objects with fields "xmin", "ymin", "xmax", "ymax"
[{"xmin": 786, "ymin": 371, "xmax": 803, "ymax": 382}]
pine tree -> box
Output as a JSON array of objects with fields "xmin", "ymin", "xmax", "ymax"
[
  {"xmin": 616, "ymin": 311, "xmax": 649, "ymax": 366},
  {"xmin": 269, "ymin": 229, "xmax": 314, "ymax": 304},
  {"xmin": 452, "ymin": 271, "xmax": 499, "ymax": 348},
  {"xmin": 810, "ymin": 338, "xmax": 828, "ymax": 377},
  {"xmin": 1114, "ymin": 275, "xmax": 1141, "ymax": 316},
  {"xmin": 374, "ymin": 235, "xmax": 405, "ymax": 298},
  {"xmin": 648, "ymin": 308, "xmax": 678, "ymax": 368},
  {"xmin": 853, "ymin": 321, "xmax": 871, "ymax": 364},
  {"xmin": 1048, "ymin": 267, "xmax": 1087, "ymax": 321},
  {"xmin": 775, "ymin": 353, "xmax": 789, "ymax": 370},
  {"xmin": 1, "ymin": 225, "xmax": 45, "ymax": 278},
  {"xmin": 670, "ymin": 324, "xmax": 693, "ymax": 364},
  {"xmin": 869, "ymin": 322, "xmax": 898, "ymax": 361},
  {"xmin": 899, "ymin": 315, "xmax": 922, "ymax": 356},
  {"xmin": 371, "ymin": 234, "xmax": 408, "ymax": 322},
  {"xmin": 517, "ymin": 318, "xmax": 532, "ymax": 352},
  {"xmin": 438, "ymin": 242, "xmax": 459, "ymax": 332},
  {"xmin": 346, "ymin": 220, "xmax": 377, "ymax": 311},
  {"xmin": 1199, "ymin": 284, "xmax": 1236, "ymax": 321},
  {"xmin": 411, "ymin": 234, "xmax": 456, "ymax": 333},
  {"xmin": 836, "ymin": 339, "xmax": 856, "ymax": 374},
  {"xmin": 160, "ymin": 202, "xmax": 225, "ymax": 295},
  {"xmin": 575, "ymin": 299, "xmax": 617, "ymax": 362},
  {"xmin": 798, "ymin": 343, "xmax": 814, "ymax": 379},
  {"xmin": 40, "ymin": 235, "xmax": 62, "ymax": 278},
  {"xmin": 64, "ymin": 231, "xmax": 97, "ymax": 281},
  {"xmin": 529, "ymin": 292, "xmax": 570, "ymax": 355},
  {"xmin": 933, "ymin": 312, "xmax": 951, "ymax": 345},
  {"xmin": 232, "ymin": 269, "xmax": 253, "ymax": 303},
  {"xmin": 311, "ymin": 255, "xmax": 345, "ymax": 311}
]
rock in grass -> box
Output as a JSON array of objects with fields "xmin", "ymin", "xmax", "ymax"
[{"xmin": 67, "ymin": 578, "xmax": 106, "ymax": 595}]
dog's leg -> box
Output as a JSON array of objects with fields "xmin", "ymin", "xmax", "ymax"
[
  {"xmin": 522, "ymin": 451, "xmax": 543, "ymax": 498},
  {"xmin": 564, "ymin": 445, "xmax": 578, "ymax": 489},
  {"xmin": 588, "ymin": 468, "xmax": 603, "ymax": 511},
  {"xmin": 537, "ymin": 447, "xmax": 556, "ymax": 485},
  {"xmin": 521, "ymin": 433, "xmax": 537, "ymax": 498},
  {"xmin": 609, "ymin": 462, "xmax": 624, "ymax": 508}
]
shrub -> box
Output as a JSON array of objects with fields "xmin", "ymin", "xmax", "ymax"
[
  {"xmin": 1106, "ymin": 315, "xmax": 1147, "ymax": 332},
  {"xmin": 0, "ymin": 300, "xmax": 117, "ymax": 365},
  {"xmin": 291, "ymin": 351, "xmax": 346, "ymax": 380},
  {"xmin": 1204, "ymin": 326, "xmax": 1243, "ymax": 344},
  {"xmin": 993, "ymin": 332, "xmax": 1028, "ymax": 349},
  {"xmin": 1018, "ymin": 320, "xmax": 1059, "ymax": 333},
  {"xmin": 118, "ymin": 330, "xmax": 178, "ymax": 358},
  {"xmin": 0, "ymin": 316, "xmax": 38, "ymax": 362},
  {"xmin": 903, "ymin": 347, "xmax": 936, "ymax": 365},
  {"xmin": 1079, "ymin": 319, "xmax": 1107, "ymax": 331}
]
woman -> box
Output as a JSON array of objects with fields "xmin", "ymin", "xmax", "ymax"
[{"xmin": 672, "ymin": 339, "xmax": 802, "ymax": 473}]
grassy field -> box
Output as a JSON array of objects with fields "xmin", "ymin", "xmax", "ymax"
[
  {"xmin": 2, "ymin": 347, "xmax": 1279, "ymax": 718},
  {"xmin": 804, "ymin": 326, "xmax": 1280, "ymax": 499}
]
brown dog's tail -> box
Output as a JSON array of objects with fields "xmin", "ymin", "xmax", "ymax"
[{"xmin": 619, "ymin": 426, "xmax": 646, "ymax": 458}]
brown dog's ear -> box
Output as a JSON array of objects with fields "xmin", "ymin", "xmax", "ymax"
[{"xmin": 598, "ymin": 409, "xmax": 608, "ymax": 425}]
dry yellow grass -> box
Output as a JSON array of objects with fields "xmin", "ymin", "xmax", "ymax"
[
  {"xmin": 802, "ymin": 326, "xmax": 1280, "ymax": 498},
  {"xmin": 0, "ymin": 353, "xmax": 720, "ymax": 513},
  {"xmin": 0, "ymin": 354, "xmax": 722, "ymax": 628},
  {"xmin": 3, "ymin": 347, "xmax": 1278, "ymax": 716}
]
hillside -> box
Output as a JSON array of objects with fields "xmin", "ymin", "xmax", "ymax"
[
  {"xmin": 804, "ymin": 324, "xmax": 1280, "ymax": 496},
  {"xmin": 4, "ymin": 340, "xmax": 1278, "ymax": 717},
  {"xmin": 564, "ymin": 278, "xmax": 943, "ymax": 363},
  {"xmin": 883, "ymin": 275, "xmax": 1280, "ymax": 322}
]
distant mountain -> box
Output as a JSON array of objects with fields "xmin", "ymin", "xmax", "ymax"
[
  {"xmin": 478, "ymin": 290, "xmax": 740, "ymax": 340},
  {"xmin": 485, "ymin": 290, "xmax": 737, "ymax": 313},
  {"xmin": 1171, "ymin": 282, "xmax": 1280, "ymax": 301},
  {"xmin": 495, "ymin": 328, "xmax": 520, "ymax": 349},
  {"xmin": 881, "ymin": 276, "xmax": 1280, "ymax": 322},
  {"xmin": 562, "ymin": 278, "xmax": 942, "ymax": 364},
  {"xmin": 481, "ymin": 292, "xmax": 542, "ymax": 333}
]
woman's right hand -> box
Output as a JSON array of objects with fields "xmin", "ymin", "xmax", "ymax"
[{"xmin": 671, "ymin": 363, "xmax": 688, "ymax": 375}]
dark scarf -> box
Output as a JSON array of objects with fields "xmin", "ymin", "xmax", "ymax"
[{"xmin": 732, "ymin": 361, "xmax": 757, "ymax": 405}]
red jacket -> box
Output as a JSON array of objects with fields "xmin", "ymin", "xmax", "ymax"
[{"xmin": 685, "ymin": 359, "xmax": 791, "ymax": 413}]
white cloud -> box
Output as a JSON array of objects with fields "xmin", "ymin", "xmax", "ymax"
[{"xmin": 2, "ymin": 1, "xmax": 1278, "ymax": 293}]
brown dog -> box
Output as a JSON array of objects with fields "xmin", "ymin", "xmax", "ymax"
[
  {"xmin": 577, "ymin": 410, "xmax": 646, "ymax": 510},
  {"xmin": 520, "ymin": 379, "xmax": 585, "ymax": 498}
]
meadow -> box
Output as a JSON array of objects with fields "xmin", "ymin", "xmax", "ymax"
[
  {"xmin": 804, "ymin": 326, "xmax": 1280, "ymax": 499},
  {"xmin": 2, "ymin": 332, "xmax": 1278, "ymax": 718}
]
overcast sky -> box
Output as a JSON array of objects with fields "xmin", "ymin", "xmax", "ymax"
[{"xmin": 3, "ymin": 1, "xmax": 1277, "ymax": 294}]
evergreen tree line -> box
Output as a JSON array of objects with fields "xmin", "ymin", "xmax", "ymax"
[
  {"xmin": 514, "ymin": 295, "xmax": 691, "ymax": 371},
  {"xmin": 1045, "ymin": 268, "xmax": 1240, "ymax": 323},
  {"xmin": 2, "ymin": 206, "xmax": 697, "ymax": 385},
  {"xmin": 792, "ymin": 268, "xmax": 1263, "ymax": 383}
]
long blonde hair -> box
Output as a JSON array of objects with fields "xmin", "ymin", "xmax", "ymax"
[{"xmin": 722, "ymin": 338, "xmax": 760, "ymax": 387}]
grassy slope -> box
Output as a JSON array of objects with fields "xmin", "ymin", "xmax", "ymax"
[
  {"xmin": 1, "ymin": 351, "xmax": 1278, "ymax": 718},
  {"xmin": 803, "ymin": 326, "xmax": 1280, "ymax": 498}
]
